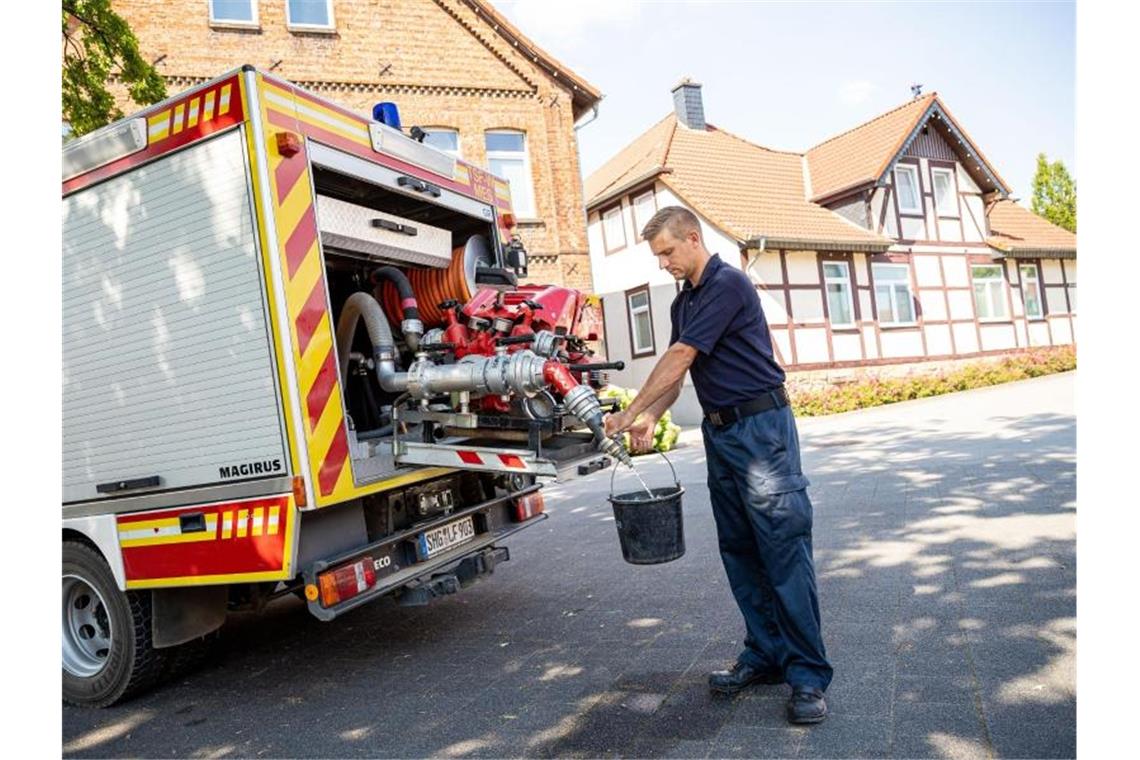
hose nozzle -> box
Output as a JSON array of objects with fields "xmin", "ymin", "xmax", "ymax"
[{"xmin": 562, "ymin": 385, "xmax": 633, "ymax": 466}]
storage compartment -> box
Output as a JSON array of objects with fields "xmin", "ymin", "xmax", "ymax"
[{"xmin": 315, "ymin": 194, "xmax": 453, "ymax": 269}]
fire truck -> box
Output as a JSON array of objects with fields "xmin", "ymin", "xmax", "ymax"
[{"xmin": 62, "ymin": 66, "xmax": 628, "ymax": 707}]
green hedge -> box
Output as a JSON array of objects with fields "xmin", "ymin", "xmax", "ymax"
[
  {"xmin": 790, "ymin": 346, "xmax": 1076, "ymax": 417},
  {"xmin": 598, "ymin": 386, "xmax": 682, "ymax": 453}
]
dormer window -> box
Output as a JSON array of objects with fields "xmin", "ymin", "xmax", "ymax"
[
  {"xmin": 894, "ymin": 164, "xmax": 921, "ymax": 214},
  {"xmin": 931, "ymin": 167, "xmax": 958, "ymax": 218}
]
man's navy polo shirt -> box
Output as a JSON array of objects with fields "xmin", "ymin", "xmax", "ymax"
[{"xmin": 670, "ymin": 254, "xmax": 785, "ymax": 413}]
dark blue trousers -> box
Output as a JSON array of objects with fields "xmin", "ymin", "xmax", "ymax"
[{"xmin": 702, "ymin": 405, "xmax": 833, "ymax": 692}]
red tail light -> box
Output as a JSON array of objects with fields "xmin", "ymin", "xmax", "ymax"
[
  {"xmin": 513, "ymin": 492, "xmax": 545, "ymax": 522},
  {"xmin": 500, "ymin": 212, "xmax": 517, "ymax": 229},
  {"xmin": 317, "ymin": 557, "xmax": 376, "ymax": 608}
]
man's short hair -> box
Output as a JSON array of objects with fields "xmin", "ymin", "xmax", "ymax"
[{"xmin": 640, "ymin": 205, "xmax": 703, "ymax": 244}]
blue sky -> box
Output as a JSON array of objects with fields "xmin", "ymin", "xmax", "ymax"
[{"xmin": 491, "ymin": 0, "xmax": 1075, "ymax": 203}]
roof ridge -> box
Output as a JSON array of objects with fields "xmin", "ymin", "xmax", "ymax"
[
  {"xmin": 586, "ymin": 113, "xmax": 675, "ymax": 200},
  {"xmin": 705, "ymin": 123, "xmax": 804, "ymax": 156},
  {"xmin": 806, "ymin": 92, "xmax": 937, "ymax": 153}
]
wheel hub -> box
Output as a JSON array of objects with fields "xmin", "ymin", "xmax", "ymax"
[{"xmin": 62, "ymin": 574, "xmax": 113, "ymax": 677}]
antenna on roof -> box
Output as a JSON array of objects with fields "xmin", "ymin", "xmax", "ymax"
[{"xmin": 910, "ymin": 83, "xmax": 924, "ymax": 99}]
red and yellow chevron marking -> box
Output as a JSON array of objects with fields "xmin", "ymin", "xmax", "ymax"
[
  {"xmin": 117, "ymin": 495, "xmax": 294, "ymax": 588},
  {"xmin": 64, "ymin": 75, "xmax": 243, "ymax": 195},
  {"xmin": 258, "ymin": 76, "xmax": 356, "ymax": 505}
]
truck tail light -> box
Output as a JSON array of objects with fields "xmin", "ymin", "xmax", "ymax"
[
  {"xmin": 317, "ymin": 557, "xmax": 376, "ymax": 608},
  {"xmin": 513, "ymin": 492, "xmax": 544, "ymax": 522},
  {"xmin": 500, "ymin": 212, "xmax": 516, "ymax": 229}
]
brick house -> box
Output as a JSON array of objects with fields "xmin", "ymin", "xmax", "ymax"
[
  {"xmin": 105, "ymin": 0, "xmax": 601, "ymax": 291},
  {"xmin": 585, "ymin": 81, "xmax": 1076, "ymax": 424}
]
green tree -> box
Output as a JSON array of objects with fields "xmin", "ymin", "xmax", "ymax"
[
  {"xmin": 1030, "ymin": 153, "xmax": 1077, "ymax": 233},
  {"xmin": 62, "ymin": 0, "xmax": 166, "ymax": 138}
]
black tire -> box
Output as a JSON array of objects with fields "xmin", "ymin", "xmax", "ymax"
[{"xmin": 62, "ymin": 541, "xmax": 167, "ymax": 707}]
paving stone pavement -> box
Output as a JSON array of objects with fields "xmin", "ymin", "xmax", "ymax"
[{"xmin": 62, "ymin": 373, "xmax": 1075, "ymax": 759}]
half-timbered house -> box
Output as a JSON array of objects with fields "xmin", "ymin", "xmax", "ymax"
[{"xmin": 585, "ymin": 81, "xmax": 1075, "ymax": 424}]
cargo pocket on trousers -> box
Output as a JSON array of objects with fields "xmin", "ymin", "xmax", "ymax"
[{"xmin": 763, "ymin": 473, "xmax": 811, "ymax": 495}]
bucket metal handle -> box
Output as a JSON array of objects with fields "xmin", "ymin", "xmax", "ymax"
[{"xmin": 609, "ymin": 450, "xmax": 681, "ymax": 499}]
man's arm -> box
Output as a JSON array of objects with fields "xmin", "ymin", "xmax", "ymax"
[{"xmin": 606, "ymin": 342, "xmax": 697, "ymax": 435}]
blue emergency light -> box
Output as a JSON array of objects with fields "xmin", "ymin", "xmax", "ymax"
[{"xmin": 372, "ymin": 102, "xmax": 401, "ymax": 130}]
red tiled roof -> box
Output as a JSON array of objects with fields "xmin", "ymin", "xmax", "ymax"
[
  {"xmin": 586, "ymin": 115, "xmax": 889, "ymax": 250},
  {"xmin": 805, "ymin": 94, "xmax": 936, "ymax": 202},
  {"xmin": 986, "ymin": 199, "xmax": 1076, "ymax": 254}
]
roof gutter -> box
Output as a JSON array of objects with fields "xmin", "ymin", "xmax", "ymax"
[
  {"xmin": 743, "ymin": 235, "xmax": 892, "ymax": 253},
  {"xmin": 586, "ymin": 166, "xmax": 672, "ymax": 210},
  {"xmin": 990, "ymin": 246, "xmax": 1077, "ymax": 260}
]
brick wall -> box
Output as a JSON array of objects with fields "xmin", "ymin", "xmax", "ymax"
[{"xmin": 107, "ymin": 0, "xmax": 594, "ymax": 290}]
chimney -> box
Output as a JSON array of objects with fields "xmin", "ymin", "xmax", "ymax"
[{"xmin": 671, "ymin": 78, "xmax": 706, "ymax": 130}]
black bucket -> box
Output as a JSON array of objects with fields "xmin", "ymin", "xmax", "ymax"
[{"xmin": 608, "ymin": 452, "xmax": 685, "ymax": 565}]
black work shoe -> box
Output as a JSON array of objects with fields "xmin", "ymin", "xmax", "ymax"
[
  {"xmin": 708, "ymin": 661, "xmax": 784, "ymax": 694},
  {"xmin": 786, "ymin": 685, "xmax": 828, "ymax": 724}
]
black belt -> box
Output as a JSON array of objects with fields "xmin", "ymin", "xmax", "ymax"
[{"xmin": 705, "ymin": 387, "xmax": 789, "ymax": 429}]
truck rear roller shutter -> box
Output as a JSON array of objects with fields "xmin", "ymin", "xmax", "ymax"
[{"xmin": 62, "ymin": 129, "xmax": 288, "ymax": 503}]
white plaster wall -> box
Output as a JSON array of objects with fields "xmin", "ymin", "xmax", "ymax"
[
  {"xmin": 925, "ymin": 324, "xmax": 953, "ymax": 355},
  {"xmin": 785, "ymin": 251, "xmax": 820, "ymax": 284},
  {"xmin": 979, "ymin": 323, "xmax": 1017, "ymax": 351},
  {"xmin": 770, "ymin": 328, "xmax": 793, "ymax": 366},
  {"xmin": 913, "ymin": 255, "xmax": 943, "ymax": 287},
  {"xmin": 938, "ymin": 218, "xmax": 962, "ymax": 242},
  {"xmin": 870, "ymin": 188, "xmax": 889, "ymax": 236},
  {"xmin": 943, "ymin": 257, "xmax": 970, "ymax": 287},
  {"xmin": 795, "ymin": 328, "xmax": 830, "ymax": 364},
  {"xmin": 758, "ymin": 287, "xmax": 788, "ymax": 325},
  {"xmin": 961, "ymin": 195, "xmax": 986, "ymax": 240},
  {"xmin": 1063, "ymin": 259, "xmax": 1077, "ymax": 282},
  {"xmin": 901, "ymin": 216, "xmax": 925, "ymax": 240},
  {"xmin": 919, "ymin": 290, "xmax": 947, "ymax": 321},
  {"xmin": 650, "ymin": 282, "xmax": 676, "ymax": 352},
  {"xmin": 1028, "ymin": 321, "xmax": 1051, "ymax": 347},
  {"xmin": 1048, "ymin": 317, "xmax": 1073, "ymax": 344},
  {"xmin": 746, "ymin": 252, "xmax": 783, "ymax": 285},
  {"xmin": 1014, "ymin": 319, "xmax": 1028, "ymax": 347},
  {"xmin": 957, "ymin": 165, "xmax": 982, "ymax": 193},
  {"xmin": 1045, "ymin": 286, "xmax": 1068, "ymax": 315},
  {"xmin": 858, "ymin": 290, "xmax": 873, "ymax": 321},
  {"xmin": 1041, "ymin": 259, "xmax": 1064, "ymax": 284},
  {"xmin": 789, "ymin": 289, "xmax": 825, "ymax": 323},
  {"xmin": 952, "ymin": 322, "xmax": 979, "ymax": 354},
  {"xmin": 947, "ymin": 290, "xmax": 975, "ymax": 320},
  {"xmin": 1067, "ymin": 285, "xmax": 1076, "ymax": 313},
  {"xmin": 601, "ymin": 294, "xmax": 633, "ymax": 386},
  {"xmin": 880, "ymin": 330, "xmax": 925, "ymax": 358},
  {"xmin": 854, "ymin": 254, "xmax": 869, "ymax": 285},
  {"xmin": 862, "ymin": 326, "xmax": 879, "ymax": 359},
  {"xmin": 833, "ymin": 332, "xmax": 862, "ymax": 361}
]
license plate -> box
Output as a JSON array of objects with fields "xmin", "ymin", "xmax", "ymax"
[{"xmin": 416, "ymin": 516, "xmax": 476, "ymax": 559}]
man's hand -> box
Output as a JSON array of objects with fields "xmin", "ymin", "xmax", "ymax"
[{"xmin": 604, "ymin": 410, "xmax": 657, "ymax": 454}]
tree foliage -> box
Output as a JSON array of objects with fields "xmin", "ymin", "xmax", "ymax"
[
  {"xmin": 1030, "ymin": 153, "xmax": 1076, "ymax": 233},
  {"xmin": 62, "ymin": 0, "xmax": 166, "ymax": 138}
]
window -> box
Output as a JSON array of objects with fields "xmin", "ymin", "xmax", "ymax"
[
  {"xmin": 632, "ymin": 190, "xmax": 657, "ymax": 239},
  {"xmin": 286, "ymin": 0, "xmax": 334, "ymax": 30},
  {"xmin": 972, "ymin": 265, "xmax": 1008, "ymax": 321},
  {"xmin": 602, "ymin": 205, "xmax": 626, "ymax": 253},
  {"xmin": 931, "ymin": 167, "xmax": 958, "ymax": 217},
  {"xmin": 894, "ymin": 164, "xmax": 921, "ymax": 214},
  {"xmin": 626, "ymin": 288, "xmax": 655, "ymax": 357},
  {"xmin": 1020, "ymin": 264, "xmax": 1044, "ymax": 319},
  {"xmin": 823, "ymin": 262, "xmax": 855, "ymax": 327},
  {"xmin": 872, "ymin": 264, "xmax": 916, "ymax": 325},
  {"xmin": 485, "ymin": 130, "xmax": 536, "ymax": 219},
  {"xmin": 210, "ymin": 0, "xmax": 257, "ymax": 25},
  {"xmin": 422, "ymin": 128, "xmax": 460, "ymax": 158}
]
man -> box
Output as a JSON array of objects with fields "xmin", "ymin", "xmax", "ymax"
[{"xmin": 605, "ymin": 206, "xmax": 832, "ymax": 725}]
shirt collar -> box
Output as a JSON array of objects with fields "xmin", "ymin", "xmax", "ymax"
[{"xmin": 683, "ymin": 254, "xmax": 722, "ymax": 291}]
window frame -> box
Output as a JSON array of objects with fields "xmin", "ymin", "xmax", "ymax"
[
  {"xmin": 601, "ymin": 203, "xmax": 627, "ymax": 254},
  {"xmin": 285, "ymin": 0, "xmax": 336, "ymax": 32},
  {"xmin": 485, "ymin": 129, "xmax": 536, "ymax": 219},
  {"xmin": 894, "ymin": 163, "xmax": 922, "ymax": 215},
  {"xmin": 971, "ymin": 264, "xmax": 1009, "ymax": 322},
  {"xmin": 931, "ymin": 166, "xmax": 959, "ymax": 219},
  {"xmin": 872, "ymin": 263, "xmax": 918, "ymax": 327},
  {"xmin": 421, "ymin": 127, "xmax": 461, "ymax": 159},
  {"xmin": 625, "ymin": 286, "xmax": 656, "ymax": 358},
  {"xmin": 1019, "ymin": 263, "xmax": 1045, "ymax": 320},
  {"xmin": 209, "ymin": 0, "xmax": 259, "ymax": 28},
  {"xmin": 631, "ymin": 188, "xmax": 657, "ymax": 242},
  {"xmin": 822, "ymin": 260, "xmax": 857, "ymax": 328}
]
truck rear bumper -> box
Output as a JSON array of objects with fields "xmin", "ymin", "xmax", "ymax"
[{"xmin": 303, "ymin": 485, "xmax": 544, "ymax": 621}]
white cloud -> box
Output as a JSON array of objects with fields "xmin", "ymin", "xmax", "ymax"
[
  {"xmin": 490, "ymin": 0, "xmax": 644, "ymax": 49},
  {"xmin": 839, "ymin": 80, "xmax": 876, "ymax": 105}
]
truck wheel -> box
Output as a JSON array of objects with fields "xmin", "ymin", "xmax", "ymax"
[{"xmin": 62, "ymin": 541, "xmax": 166, "ymax": 707}]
